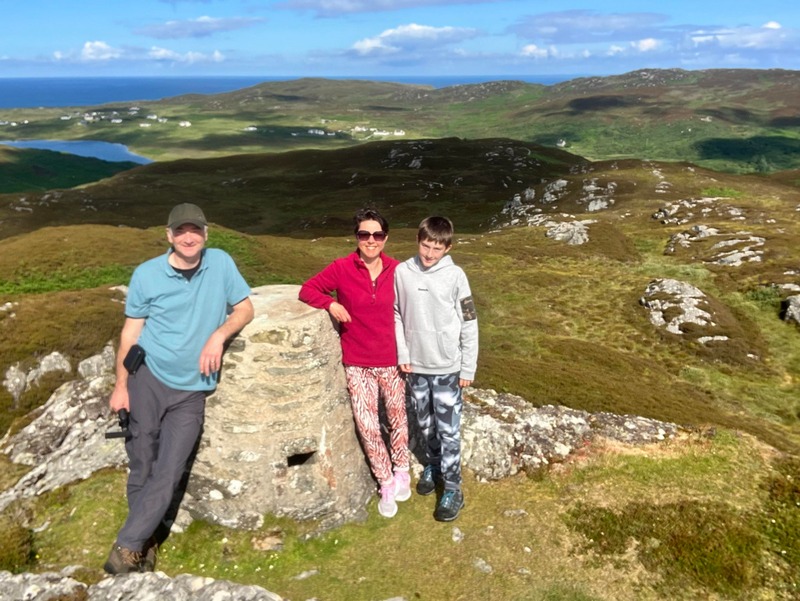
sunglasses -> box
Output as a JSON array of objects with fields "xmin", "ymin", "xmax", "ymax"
[{"xmin": 356, "ymin": 230, "xmax": 387, "ymax": 242}]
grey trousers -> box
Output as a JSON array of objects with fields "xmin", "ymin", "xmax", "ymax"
[
  {"xmin": 116, "ymin": 364, "xmax": 205, "ymax": 550},
  {"xmin": 406, "ymin": 372, "xmax": 463, "ymax": 491}
]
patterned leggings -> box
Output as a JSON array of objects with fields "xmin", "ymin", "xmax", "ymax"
[
  {"xmin": 406, "ymin": 372, "xmax": 463, "ymax": 490},
  {"xmin": 344, "ymin": 365, "xmax": 409, "ymax": 486}
]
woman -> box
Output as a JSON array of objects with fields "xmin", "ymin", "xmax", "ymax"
[{"xmin": 299, "ymin": 208, "xmax": 410, "ymax": 518}]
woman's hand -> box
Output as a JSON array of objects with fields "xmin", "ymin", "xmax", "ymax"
[{"xmin": 328, "ymin": 302, "xmax": 352, "ymax": 323}]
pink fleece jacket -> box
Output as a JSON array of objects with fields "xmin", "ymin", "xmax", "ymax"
[{"xmin": 299, "ymin": 251, "xmax": 400, "ymax": 367}]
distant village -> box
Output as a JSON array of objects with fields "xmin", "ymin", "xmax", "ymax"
[{"xmin": 0, "ymin": 106, "xmax": 408, "ymax": 141}]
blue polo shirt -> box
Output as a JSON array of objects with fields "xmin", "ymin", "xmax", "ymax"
[{"xmin": 125, "ymin": 248, "xmax": 251, "ymax": 391}]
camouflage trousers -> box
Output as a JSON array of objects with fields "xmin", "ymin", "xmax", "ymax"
[{"xmin": 406, "ymin": 372, "xmax": 462, "ymax": 491}]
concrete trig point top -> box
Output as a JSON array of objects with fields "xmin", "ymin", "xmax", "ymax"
[{"xmin": 182, "ymin": 285, "xmax": 375, "ymax": 533}]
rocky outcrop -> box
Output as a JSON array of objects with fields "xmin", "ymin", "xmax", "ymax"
[
  {"xmin": 0, "ymin": 344, "xmax": 124, "ymax": 513},
  {"xmin": 782, "ymin": 295, "xmax": 800, "ymax": 326},
  {"xmin": 495, "ymin": 200, "xmax": 595, "ymax": 245},
  {"xmin": 462, "ymin": 388, "xmax": 678, "ymax": 480},
  {"xmin": 0, "ymin": 569, "xmax": 285, "ymax": 601},
  {"xmin": 2, "ymin": 350, "xmax": 75, "ymax": 405},
  {"xmin": 638, "ymin": 278, "xmax": 767, "ymax": 364},
  {"xmin": 639, "ymin": 279, "xmax": 718, "ymax": 337}
]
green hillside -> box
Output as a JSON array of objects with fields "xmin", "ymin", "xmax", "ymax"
[
  {"xmin": 0, "ymin": 145, "xmax": 137, "ymax": 193},
  {"xmin": 1, "ymin": 69, "xmax": 799, "ymax": 172},
  {"xmin": 1, "ymin": 75, "xmax": 799, "ymax": 600}
]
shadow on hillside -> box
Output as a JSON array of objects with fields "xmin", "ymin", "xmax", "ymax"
[
  {"xmin": 566, "ymin": 95, "xmax": 641, "ymax": 112},
  {"xmin": 693, "ymin": 135, "xmax": 800, "ymax": 170},
  {"xmin": 770, "ymin": 116, "xmax": 800, "ymax": 127}
]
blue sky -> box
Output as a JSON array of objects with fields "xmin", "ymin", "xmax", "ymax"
[{"xmin": 2, "ymin": 0, "xmax": 798, "ymax": 78}]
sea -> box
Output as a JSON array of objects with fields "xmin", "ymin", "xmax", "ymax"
[{"xmin": 0, "ymin": 75, "xmax": 576, "ymax": 109}]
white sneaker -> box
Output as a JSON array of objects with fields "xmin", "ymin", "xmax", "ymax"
[
  {"xmin": 378, "ymin": 482, "xmax": 398, "ymax": 518},
  {"xmin": 394, "ymin": 470, "xmax": 411, "ymax": 502}
]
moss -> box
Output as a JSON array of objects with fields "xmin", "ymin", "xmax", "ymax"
[
  {"xmin": 566, "ymin": 500, "xmax": 763, "ymax": 596},
  {"xmin": 0, "ymin": 513, "xmax": 34, "ymax": 572}
]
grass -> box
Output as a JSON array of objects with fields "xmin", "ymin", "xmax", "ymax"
[
  {"xmin": 3, "ymin": 430, "xmax": 797, "ymax": 600},
  {"xmin": 1, "ymin": 129, "xmax": 800, "ymax": 598},
  {"xmin": 563, "ymin": 433, "xmax": 800, "ymax": 598},
  {"xmin": 0, "ymin": 145, "xmax": 136, "ymax": 193},
  {"xmin": 0, "ymin": 263, "xmax": 133, "ymax": 295}
]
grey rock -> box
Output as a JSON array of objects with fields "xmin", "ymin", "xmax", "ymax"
[
  {"xmin": 26, "ymin": 351, "xmax": 71, "ymax": 387},
  {"xmin": 0, "ymin": 372, "xmax": 124, "ymax": 513},
  {"xmin": 473, "ymin": 557, "xmax": 493, "ymax": 573},
  {"xmin": 460, "ymin": 388, "xmax": 679, "ymax": 480},
  {"xmin": 3, "ymin": 351, "xmax": 76, "ymax": 405},
  {"xmin": 0, "ymin": 569, "xmax": 86, "ymax": 600},
  {"xmin": 639, "ymin": 278, "xmax": 714, "ymax": 335},
  {"xmin": 2, "ymin": 364, "xmax": 27, "ymax": 403},
  {"xmin": 783, "ymin": 295, "xmax": 800, "ymax": 325},
  {"xmin": 78, "ymin": 343, "xmax": 116, "ymax": 379},
  {"xmin": 181, "ymin": 285, "xmax": 375, "ymax": 534},
  {"xmin": 92, "ymin": 572, "xmax": 284, "ymax": 600},
  {"xmin": 543, "ymin": 219, "xmax": 593, "ymax": 245},
  {"xmin": 0, "ymin": 569, "xmax": 285, "ymax": 601}
]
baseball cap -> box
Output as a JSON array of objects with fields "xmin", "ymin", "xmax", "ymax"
[{"xmin": 168, "ymin": 203, "xmax": 207, "ymax": 229}]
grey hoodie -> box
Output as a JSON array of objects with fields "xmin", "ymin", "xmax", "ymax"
[{"xmin": 394, "ymin": 254, "xmax": 479, "ymax": 380}]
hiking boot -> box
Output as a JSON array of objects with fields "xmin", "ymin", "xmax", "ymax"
[
  {"xmin": 141, "ymin": 536, "xmax": 159, "ymax": 572},
  {"xmin": 394, "ymin": 470, "xmax": 411, "ymax": 502},
  {"xmin": 377, "ymin": 482, "xmax": 398, "ymax": 518},
  {"xmin": 103, "ymin": 543, "xmax": 142, "ymax": 575},
  {"xmin": 434, "ymin": 489, "xmax": 464, "ymax": 522},
  {"xmin": 416, "ymin": 465, "xmax": 440, "ymax": 496}
]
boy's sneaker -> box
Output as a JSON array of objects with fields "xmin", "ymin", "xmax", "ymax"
[
  {"xmin": 103, "ymin": 543, "xmax": 142, "ymax": 575},
  {"xmin": 141, "ymin": 536, "xmax": 159, "ymax": 572},
  {"xmin": 394, "ymin": 470, "xmax": 411, "ymax": 502},
  {"xmin": 416, "ymin": 465, "xmax": 440, "ymax": 496},
  {"xmin": 377, "ymin": 482, "xmax": 398, "ymax": 518},
  {"xmin": 434, "ymin": 489, "xmax": 464, "ymax": 522}
]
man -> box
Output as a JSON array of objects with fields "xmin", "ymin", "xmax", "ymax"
[{"xmin": 104, "ymin": 203, "xmax": 254, "ymax": 574}]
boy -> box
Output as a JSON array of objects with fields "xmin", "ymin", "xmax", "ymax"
[{"xmin": 394, "ymin": 216, "xmax": 478, "ymax": 521}]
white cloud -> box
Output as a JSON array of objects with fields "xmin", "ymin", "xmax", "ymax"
[
  {"xmin": 81, "ymin": 41, "xmax": 122, "ymax": 61},
  {"xmin": 520, "ymin": 44, "xmax": 549, "ymax": 59},
  {"xmin": 634, "ymin": 38, "xmax": 660, "ymax": 52},
  {"xmin": 690, "ymin": 22, "xmax": 793, "ymax": 51},
  {"xmin": 137, "ymin": 15, "xmax": 263, "ymax": 39},
  {"xmin": 352, "ymin": 38, "xmax": 389, "ymax": 55},
  {"xmin": 352, "ymin": 23, "xmax": 478, "ymax": 56},
  {"xmin": 149, "ymin": 46, "xmax": 225, "ymax": 63}
]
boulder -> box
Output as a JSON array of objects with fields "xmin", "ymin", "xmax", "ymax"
[
  {"xmin": 0, "ymin": 569, "xmax": 285, "ymax": 601},
  {"xmin": 180, "ymin": 285, "xmax": 375, "ymax": 532}
]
